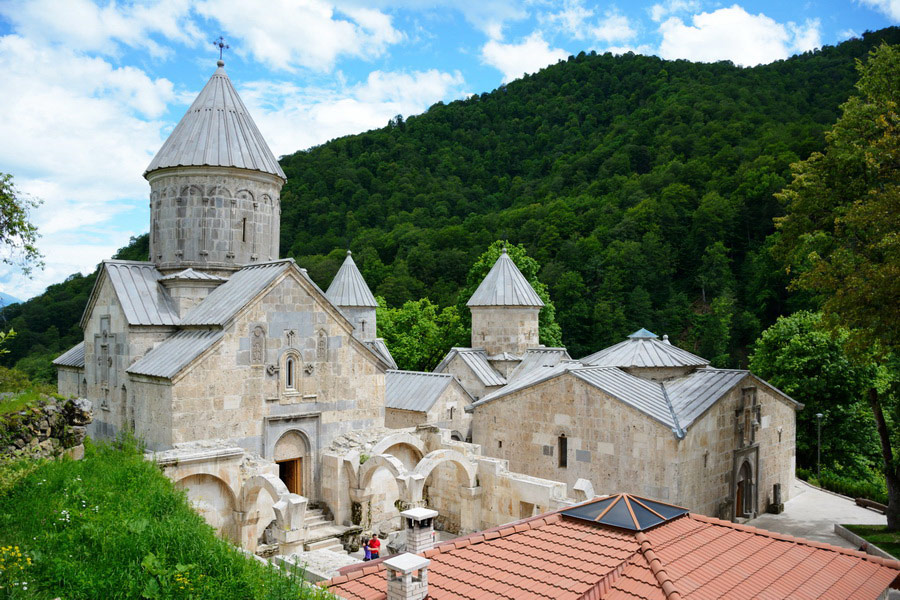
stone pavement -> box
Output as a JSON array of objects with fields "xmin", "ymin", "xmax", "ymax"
[{"xmin": 748, "ymin": 478, "xmax": 886, "ymax": 549}]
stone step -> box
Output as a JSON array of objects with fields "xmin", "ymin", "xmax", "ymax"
[
  {"xmin": 305, "ymin": 515, "xmax": 328, "ymax": 527},
  {"xmin": 306, "ymin": 537, "xmax": 344, "ymax": 552}
]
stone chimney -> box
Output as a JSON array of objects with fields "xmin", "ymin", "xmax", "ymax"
[
  {"xmin": 401, "ymin": 507, "xmax": 437, "ymax": 554},
  {"xmin": 384, "ymin": 553, "xmax": 430, "ymax": 600}
]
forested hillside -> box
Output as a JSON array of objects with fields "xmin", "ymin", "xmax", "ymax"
[{"xmin": 2, "ymin": 27, "xmax": 898, "ymax": 376}]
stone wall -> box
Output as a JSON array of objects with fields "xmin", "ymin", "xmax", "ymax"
[
  {"xmin": 385, "ymin": 383, "xmax": 472, "ymax": 439},
  {"xmin": 147, "ymin": 166, "xmax": 283, "ymax": 273},
  {"xmin": 470, "ymin": 307, "xmax": 540, "ymax": 356},
  {"xmin": 57, "ymin": 367, "xmax": 83, "ymax": 398},
  {"xmin": 0, "ymin": 396, "xmax": 92, "ymax": 460},
  {"xmin": 437, "ymin": 354, "xmax": 499, "ymax": 402}
]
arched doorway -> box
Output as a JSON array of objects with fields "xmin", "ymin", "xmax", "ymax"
[
  {"xmin": 274, "ymin": 430, "xmax": 309, "ymax": 497},
  {"xmin": 176, "ymin": 473, "xmax": 238, "ymax": 543},
  {"xmin": 735, "ymin": 461, "xmax": 753, "ymax": 518}
]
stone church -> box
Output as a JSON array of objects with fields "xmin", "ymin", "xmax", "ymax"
[{"xmin": 52, "ymin": 58, "xmax": 800, "ymax": 558}]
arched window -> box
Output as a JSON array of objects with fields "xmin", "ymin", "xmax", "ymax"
[{"xmin": 285, "ymin": 357, "xmax": 296, "ymax": 390}]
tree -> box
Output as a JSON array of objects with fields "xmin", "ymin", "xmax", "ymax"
[
  {"xmin": 457, "ymin": 241, "xmax": 563, "ymax": 347},
  {"xmin": 376, "ymin": 297, "xmax": 467, "ymax": 371},
  {"xmin": 774, "ymin": 43, "xmax": 900, "ymax": 528},
  {"xmin": 749, "ymin": 312, "xmax": 880, "ymax": 476},
  {"xmin": 0, "ymin": 173, "xmax": 42, "ymax": 275}
]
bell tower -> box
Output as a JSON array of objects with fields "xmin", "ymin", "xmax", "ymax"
[{"xmin": 144, "ymin": 59, "xmax": 286, "ymax": 275}]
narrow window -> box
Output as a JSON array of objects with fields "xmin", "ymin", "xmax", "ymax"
[
  {"xmin": 498, "ymin": 440, "xmax": 503, "ymax": 449},
  {"xmin": 449, "ymin": 406, "xmax": 455, "ymax": 420},
  {"xmin": 285, "ymin": 357, "xmax": 295, "ymax": 390},
  {"xmin": 241, "ymin": 217, "xmax": 247, "ymax": 242},
  {"xmin": 558, "ymin": 435, "xmax": 568, "ymax": 468}
]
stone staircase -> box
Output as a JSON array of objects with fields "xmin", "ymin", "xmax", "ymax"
[{"xmin": 302, "ymin": 507, "xmax": 350, "ymax": 553}]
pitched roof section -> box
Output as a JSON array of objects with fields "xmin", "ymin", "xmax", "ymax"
[
  {"xmin": 435, "ymin": 348, "xmax": 506, "ymax": 387},
  {"xmin": 179, "ymin": 260, "xmax": 289, "ymax": 326},
  {"xmin": 96, "ymin": 261, "xmax": 180, "ymax": 327},
  {"xmin": 326, "ymin": 502, "xmax": 900, "ymax": 600},
  {"xmin": 580, "ymin": 333, "xmax": 708, "ymax": 369},
  {"xmin": 466, "ymin": 248, "xmax": 544, "ymax": 307},
  {"xmin": 325, "ymin": 251, "xmax": 378, "ymax": 308},
  {"xmin": 385, "ymin": 370, "xmax": 470, "ymax": 412},
  {"xmin": 144, "ymin": 61, "xmax": 286, "ymax": 180},
  {"xmin": 364, "ymin": 339, "xmax": 397, "ymax": 370},
  {"xmin": 665, "ymin": 368, "xmax": 749, "ymax": 429},
  {"xmin": 53, "ymin": 342, "xmax": 85, "ymax": 368},
  {"xmin": 159, "ymin": 268, "xmax": 227, "ymax": 282},
  {"xmin": 508, "ymin": 347, "xmax": 572, "ymax": 382},
  {"xmin": 127, "ymin": 329, "xmax": 223, "ymax": 379}
]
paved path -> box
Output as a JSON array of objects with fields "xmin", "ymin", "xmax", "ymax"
[{"xmin": 748, "ymin": 478, "xmax": 885, "ymax": 549}]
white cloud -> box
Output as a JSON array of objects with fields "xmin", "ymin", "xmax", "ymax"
[
  {"xmin": 194, "ymin": 0, "xmax": 403, "ymax": 72},
  {"xmin": 239, "ymin": 69, "xmax": 467, "ymax": 156},
  {"xmin": 0, "ymin": 35, "xmax": 173, "ymax": 298},
  {"xmin": 840, "ymin": 28, "xmax": 860, "ymax": 39},
  {"xmin": 343, "ymin": 0, "xmax": 528, "ymax": 39},
  {"xmin": 481, "ymin": 32, "xmax": 568, "ymax": 83},
  {"xmin": 650, "ymin": 0, "xmax": 701, "ymax": 23},
  {"xmin": 658, "ymin": 5, "xmax": 822, "ymax": 66},
  {"xmin": 0, "ymin": 0, "xmax": 200, "ymax": 58},
  {"xmin": 541, "ymin": 1, "xmax": 636, "ymax": 44},
  {"xmin": 857, "ymin": 0, "xmax": 900, "ymax": 21},
  {"xmin": 592, "ymin": 13, "xmax": 637, "ymax": 44}
]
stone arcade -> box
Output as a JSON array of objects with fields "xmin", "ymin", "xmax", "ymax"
[{"xmin": 54, "ymin": 59, "xmax": 800, "ymax": 565}]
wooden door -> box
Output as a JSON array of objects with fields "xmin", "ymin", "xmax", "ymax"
[
  {"xmin": 735, "ymin": 481, "xmax": 744, "ymax": 518},
  {"xmin": 278, "ymin": 458, "xmax": 303, "ymax": 496}
]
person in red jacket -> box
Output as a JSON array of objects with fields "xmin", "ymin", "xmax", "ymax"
[{"xmin": 366, "ymin": 535, "xmax": 381, "ymax": 560}]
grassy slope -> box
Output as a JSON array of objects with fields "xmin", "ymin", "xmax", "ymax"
[
  {"xmin": 0, "ymin": 440, "xmax": 334, "ymax": 600},
  {"xmin": 844, "ymin": 524, "xmax": 900, "ymax": 560}
]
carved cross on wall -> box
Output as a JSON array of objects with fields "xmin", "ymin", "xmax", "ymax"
[{"xmin": 286, "ymin": 329, "xmax": 297, "ymax": 348}]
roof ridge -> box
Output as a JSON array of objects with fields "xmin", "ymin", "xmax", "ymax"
[
  {"xmin": 689, "ymin": 514, "xmax": 900, "ymax": 568},
  {"xmin": 577, "ymin": 554, "xmax": 635, "ymax": 600},
  {"xmin": 387, "ymin": 369, "xmax": 452, "ymax": 377},
  {"xmin": 659, "ymin": 382, "xmax": 684, "ymax": 438},
  {"xmin": 634, "ymin": 531, "xmax": 682, "ymax": 600}
]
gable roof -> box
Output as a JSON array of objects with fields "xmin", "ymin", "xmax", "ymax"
[
  {"xmin": 326, "ymin": 499, "xmax": 900, "ymax": 600},
  {"xmin": 466, "ymin": 248, "xmax": 544, "ymax": 307},
  {"xmin": 127, "ymin": 329, "xmax": 224, "ymax": 380},
  {"xmin": 81, "ymin": 261, "xmax": 179, "ymax": 329},
  {"xmin": 386, "ymin": 370, "xmax": 472, "ymax": 413},
  {"xmin": 508, "ymin": 347, "xmax": 571, "ymax": 382},
  {"xmin": 179, "ymin": 260, "xmax": 290, "ymax": 326},
  {"xmin": 325, "ymin": 251, "xmax": 378, "ymax": 308},
  {"xmin": 580, "ymin": 332, "xmax": 708, "ymax": 369},
  {"xmin": 435, "ymin": 348, "xmax": 506, "ymax": 388},
  {"xmin": 364, "ymin": 339, "xmax": 398, "ymax": 370},
  {"xmin": 53, "ymin": 342, "xmax": 85, "ymax": 368},
  {"xmin": 144, "ymin": 61, "xmax": 285, "ymax": 180},
  {"xmin": 473, "ymin": 365, "xmax": 762, "ymax": 437}
]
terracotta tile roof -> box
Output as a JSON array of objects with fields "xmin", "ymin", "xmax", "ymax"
[{"xmin": 325, "ymin": 500, "xmax": 900, "ymax": 600}]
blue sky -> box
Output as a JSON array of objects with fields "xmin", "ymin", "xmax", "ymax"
[{"xmin": 0, "ymin": 0, "xmax": 896, "ymax": 300}]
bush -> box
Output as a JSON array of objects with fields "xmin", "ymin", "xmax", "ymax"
[
  {"xmin": 797, "ymin": 467, "xmax": 887, "ymax": 504},
  {"xmin": 0, "ymin": 438, "xmax": 335, "ymax": 600}
]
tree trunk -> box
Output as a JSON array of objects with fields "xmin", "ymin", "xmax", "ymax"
[{"xmin": 868, "ymin": 387, "xmax": 900, "ymax": 531}]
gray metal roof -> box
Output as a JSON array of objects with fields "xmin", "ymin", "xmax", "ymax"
[
  {"xmin": 144, "ymin": 61, "xmax": 286, "ymax": 180},
  {"xmin": 104, "ymin": 261, "xmax": 180, "ymax": 326},
  {"xmin": 580, "ymin": 335, "xmax": 708, "ymax": 369},
  {"xmin": 364, "ymin": 338, "xmax": 398, "ymax": 370},
  {"xmin": 665, "ymin": 368, "xmax": 749, "ymax": 429},
  {"xmin": 325, "ymin": 251, "xmax": 377, "ymax": 307},
  {"xmin": 574, "ymin": 367, "xmax": 678, "ymax": 432},
  {"xmin": 386, "ymin": 370, "xmax": 457, "ymax": 412},
  {"xmin": 159, "ymin": 268, "xmax": 227, "ymax": 282},
  {"xmin": 127, "ymin": 329, "xmax": 223, "ymax": 379},
  {"xmin": 53, "ymin": 342, "xmax": 85, "ymax": 368},
  {"xmin": 508, "ymin": 347, "xmax": 571, "ymax": 382},
  {"xmin": 435, "ymin": 348, "xmax": 506, "ymax": 387},
  {"xmin": 466, "ymin": 249, "xmax": 544, "ymax": 307},
  {"xmin": 180, "ymin": 260, "xmax": 289, "ymax": 326}
]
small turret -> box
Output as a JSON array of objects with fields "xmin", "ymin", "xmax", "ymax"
[
  {"xmin": 325, "ymin": 251, "xmax": 378, "ymax": 340},
  {"xmin": 467, "ymin": 248, "xmax": 543, "ymax": 356}
]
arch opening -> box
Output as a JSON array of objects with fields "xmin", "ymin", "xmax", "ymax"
[
  {"xmin": 274, "ymin": 430, "xmax": 309, "ymax": 497},
  {"xmin": 176, "ymin": 473, "xmax": 238, "ymax": 543}
]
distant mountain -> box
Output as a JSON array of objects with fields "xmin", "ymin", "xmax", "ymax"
[{"xmin": 0, "ymin": 292, "xmax": 22, "ymax": 307}]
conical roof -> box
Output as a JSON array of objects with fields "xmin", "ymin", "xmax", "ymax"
[
  {"xmin": 144, "ymin": 60, "xmax": 286, "ymax": 180},
  {"xmin": 580, "ymin": 330, "xmax": 708, "ymax": 368},
  {"xmin": 325, "ymin": 251, "xmax": 378, "ymax": 307},
  {"xmin": 467, "ymin": 248, "xmax": 544, "ymax": 307}
]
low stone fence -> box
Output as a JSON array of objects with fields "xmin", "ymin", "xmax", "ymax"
[
  {"xmin": 0, "ymin": 395, "xmax": 92, "ymax": 460},
  {"xmin": 834, "ymin": 524, "xmax": 898, "ymax": 561}
]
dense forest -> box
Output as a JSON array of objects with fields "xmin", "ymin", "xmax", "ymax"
[{"xmin": 2, "ymin": 27, "xmax": 898, "ymax": 376}]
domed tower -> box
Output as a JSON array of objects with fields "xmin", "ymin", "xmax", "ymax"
[{"xmin": 144, "ymin": 59, "xmax": 286, "ymax": 275}]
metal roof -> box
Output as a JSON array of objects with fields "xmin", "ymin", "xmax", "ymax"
[
  {"xmin": 144, "ymin": 61, "xmax": 286, "ymax": 180},
  {"xmin": 180, "ymin": 260, "xmax": 289, "ymax": 326},
  {"xmin": 562, "ymin": 493, "xmax": 689, "ymax": 532},
  {"xmin": 325, "ymin": 251, "xmax": 377, "ymax": 307},
  {"xmin": 467, "ymin": 249, "xmax": 544, "ymax": 307},
  {"xmin": 385, "ymin": 370, "xmax": 460, "ymax": 412},
  {"xmin": 508, "ymin": 347, "xmax": 571, "ymax": 382},
  {"xmin": 127, "ymin": 329, "xmax": 223, "ymax": 379},
  {"xmin": 103, "ymin": 261, "xmax": 180, "ymax": 326},
  {"xmin": 364, "ymin": 338, "xmax": 398, "ymax": 370},
  {"xmin": 435, "ymin": 348, "xmax": 507, "ymax": 387},
  {"xmin": 580, "ymin": 335, "xmax": 708, "ymax": 369},
  {"xmin": 665, "ymin": 368, "xmax": 749, "ymax": 429},
  {"xmin": 159, "ymin": 268, "xmax": 227, "ymax": 282},
  {"xmin": 573, "ymin": 367, "xmax": 679, "ymax": 432},
  {"xmin": 53, "ymin": 342, "xmax": 85, "ymax": 368}
]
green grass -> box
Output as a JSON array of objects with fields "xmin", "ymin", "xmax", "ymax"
[
  {"xmin": 0, "ymin": 438, "xmax": 336, "ymax": 600},
  {"xmin": 843, "ymin": 524, "xmax": 900, "ymax": 559},
  {"xmin": 0, "ymin": 390, "xmax": 49, "ymax": 418}
]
